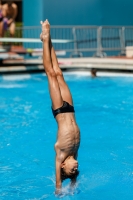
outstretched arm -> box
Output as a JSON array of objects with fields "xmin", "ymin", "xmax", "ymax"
[
  {"xmin": 55, "ymin": 144, "xmax": 62, "ymax": 194},
  {"xmin": 55, "ymin": 157, "xmax": 61, "ymax": 193}
]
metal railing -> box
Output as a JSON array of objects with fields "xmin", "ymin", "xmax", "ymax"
[{"xmin": 2, "ymin": 25, "xmax": 133, "ymax": 57}]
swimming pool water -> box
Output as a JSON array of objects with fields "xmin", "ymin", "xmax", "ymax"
[{"xmin": 0, "ymin": 73, "xmax": 133, "ymax": 200}]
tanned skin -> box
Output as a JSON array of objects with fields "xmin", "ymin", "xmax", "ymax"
[
  {"xmin": 40, "ymin": 20, "xmax": 80, "ymax": 194},
  {"xmin": 0, "ymin": 1, "xmax": 17, "ymax": 37}
]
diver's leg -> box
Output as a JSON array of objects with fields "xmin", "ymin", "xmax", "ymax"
[
  {"xmin": 0, "ymin": 21, "xmax": 4, "ymax": 46},
  {"xmin": 9, "ymin": 21, "xmax": 15, "ymax": 37},
  {"xmin": 49, "ymin": 38, "xmax": 73, "ymax": 106},
  {"xmin": 41, "ymin": 20, "xmax": 63, "ymax": 109}
]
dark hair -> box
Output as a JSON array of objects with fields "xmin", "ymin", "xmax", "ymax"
[{"xmin": 61, "ymin": 168, "xmax": 79, "ymax": 181}]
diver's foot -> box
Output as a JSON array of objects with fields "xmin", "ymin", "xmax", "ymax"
[{"xmin": 40, "ymin": 19, "xmax": 50, "ymax": 42}]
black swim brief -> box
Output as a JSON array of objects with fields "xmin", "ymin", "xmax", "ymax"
[{"xmin": 52, "ymin": 101, "xmax": 75, "ymax": 118}]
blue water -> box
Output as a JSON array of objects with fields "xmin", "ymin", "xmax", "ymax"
[{"xmin": 0, "ymin": 73, "xmax": 133, "ymax": 200}]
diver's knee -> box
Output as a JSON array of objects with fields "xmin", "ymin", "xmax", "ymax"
[
  {"xmin": 55, "ymin": 70, "xmax": 63, "ymax": 78},
  {"xmin": 47, "ymin": 69, "xmax": 56, "ymax": 78}
]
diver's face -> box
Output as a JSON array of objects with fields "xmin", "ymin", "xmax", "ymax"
[{"xmin": 61, "ymin": 157, "xmax": 78, "ymax": 176}]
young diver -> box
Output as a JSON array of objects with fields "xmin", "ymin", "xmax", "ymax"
[{"xmin": 40, "ymin": 19, "xmax": 80, "ymax": 194}]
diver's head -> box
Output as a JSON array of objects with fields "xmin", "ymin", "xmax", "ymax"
[{"xmin": 61, "ymin": 156, "xmax": 79, "ymax": 180}]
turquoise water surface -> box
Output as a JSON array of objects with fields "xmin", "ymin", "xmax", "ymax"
[{"xmin": 0, "ymin": 73, "xmax": 133, "ymax": 200}]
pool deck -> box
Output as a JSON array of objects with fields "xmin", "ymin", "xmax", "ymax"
[{"xmin": 0, "ymin": 56, "xmax": 133, "ymax": 74}]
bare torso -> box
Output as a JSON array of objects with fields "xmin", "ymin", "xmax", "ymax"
[
  {"xmin": 55, "ymin": 113, "xmax": 80, "ymax": 161},
  {"xmin": 2, "ymin": 3, "xmax": 17, "ymax": 19}
]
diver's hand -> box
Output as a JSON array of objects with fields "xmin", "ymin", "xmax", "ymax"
[{"xmin": 55, "ymin": 188, "xmax": 62, "ymax": 196}]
